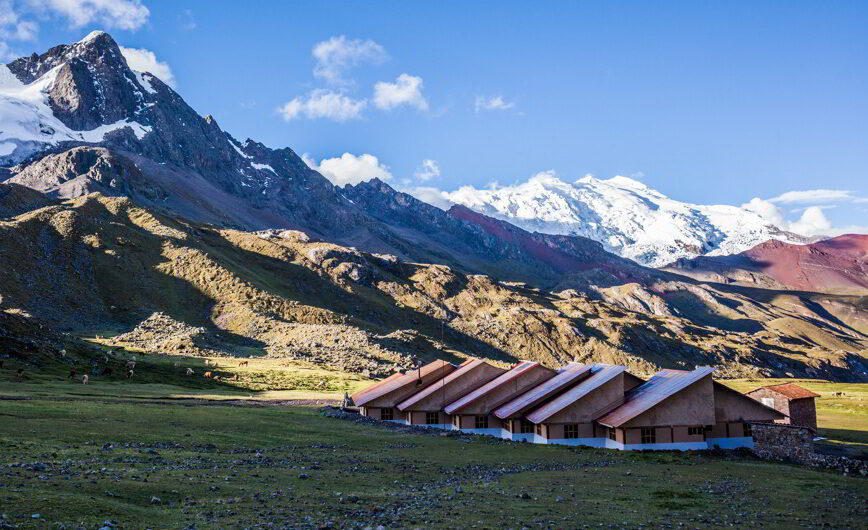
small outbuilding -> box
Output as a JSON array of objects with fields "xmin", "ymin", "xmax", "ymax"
[{"xmin": 746, "ymin": 383, "xmax": 820, "ymax": 432}]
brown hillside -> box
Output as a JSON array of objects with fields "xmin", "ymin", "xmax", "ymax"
[{"xmin": 0, "ymin": 194, "xmax": 866, "ymax": 381}]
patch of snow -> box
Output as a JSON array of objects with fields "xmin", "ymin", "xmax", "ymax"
[
  {"xmin": 0, "ymin": 64, "xmax": 152, "ymax": 162},
  {"xmin": 133, "ymin": 70, "xmax": 158, "ymax": 95},
  {"xmin": 447, "ymin": 173, "xmax": 805, "ymax": 267},
  {"xmin": 77, "ymin": 30, "xmax": 107, "ymax": 45},
  {"xmin": 0, "ymin": 65, "xmax": 24, "ymax": 90},
  {"xmin": 228, "ymin": 137, "xmax": 252, "ymax": 159},
  {"xmin": 251, "ymin": 162, "xmax": 276, "ymax": 174},
  {"xmin": 0, "ymin": 142, "xmax": 16, "ymax": 156}
]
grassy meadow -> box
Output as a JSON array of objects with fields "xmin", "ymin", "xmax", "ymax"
[{"xmin": 1, "ymin": 354, "xmax": 866, "ymax": 528}]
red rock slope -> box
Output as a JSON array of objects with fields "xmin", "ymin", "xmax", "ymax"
[{"xmin": 667, "ymin": 234, "xmax": 868, "ymax": 293}]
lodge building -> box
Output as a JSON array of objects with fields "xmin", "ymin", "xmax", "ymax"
[{"xmin": 351, "ymin": 358, "xmax": 787, "ymax": 450}]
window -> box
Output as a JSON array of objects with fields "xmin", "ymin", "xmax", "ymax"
[
  {"xmin": 743, "ymin": 423, "xmax": 752, "ymax": 437},
  {"xmin": 609, "ymin": 428, "xmax": 617, "ymax": 441},
  {"xmin": 520, "ymin": 420, "xmax": 534, "ymax": 434},
  {"xmin": 536, "ymin": 424, "xmax": 542, "ymax": 436},
  {"xmin": 475, "ymin": 415, "xmax": 488, "ymax": 429},
  {"xmin": 761, "ymin": 397, "xmax": 775, "ymax": 408},
  {"xmin": 425, "ymin": 412, "xmax": 439, "ymax": 425},
  {"xmin": 640, "ymin": 428, "xmax": 656, "ymax": 444},
  {"xmin": 380, "ymin": 408, "xmax": 393, "ymax": 421},
  {"xmin": 564, "ymin": 424, "xmax": 579, "ymax": 439},
  {"xmin": 687, "ymin": 426, "xmax": 703, "ymax": 436}
]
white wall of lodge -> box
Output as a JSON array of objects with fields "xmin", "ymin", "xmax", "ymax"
[{"xmin": 370, "ymin": 418, "xmax": 755, "ymax": 451}]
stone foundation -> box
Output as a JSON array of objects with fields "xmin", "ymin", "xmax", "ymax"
[
  {"xmin": 750, "ymin": 422, "xmax": 814, "ymax": 462},
  {"xmin": 750, "ymin": 421, "xmax": 867, "ymax": 476}
]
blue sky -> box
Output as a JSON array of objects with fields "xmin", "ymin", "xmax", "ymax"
[{"xmin": 2, "ymin": 0, "xmax": 866, "ymax": 234}]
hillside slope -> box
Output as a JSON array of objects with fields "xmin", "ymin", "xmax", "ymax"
[
  {"xmin": 0, "ymin": 194, "xmax": 865, "ymax": 381},
  {"xmin": 665, "ymin": 234, "xmax": 868, "ymax": 294}
]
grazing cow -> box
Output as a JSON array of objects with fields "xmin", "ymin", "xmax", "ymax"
[
  {"xmin": 238, "ymin": 360, "xmax": 249, "ymax": 367},
  {"xmin": 68, "ymin": 369, "xmax": 76, "ymax": 381},
  {"xmin": 204, "ymin": 371, "xmax": 213, "ymax": 379},
  {"xmin": 126, "ymin": 369, "xmax": 134, "ymax": 379},
  {"xmin": 82, "ymin": 375, "xmax": 89, "ymax": 385},
  {"xmin": 186, "ymin": 368, "xmax": 194, "ymax": 376}
]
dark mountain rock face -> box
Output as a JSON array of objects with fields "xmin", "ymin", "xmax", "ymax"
[{"xmin": 2, "ymin": 32, "xmax": 639, "ymax": 289}]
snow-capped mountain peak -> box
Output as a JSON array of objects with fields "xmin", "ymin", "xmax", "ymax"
[{"xmin": 446, "ymin": 173, "xmax": 808, "ymax": 267}]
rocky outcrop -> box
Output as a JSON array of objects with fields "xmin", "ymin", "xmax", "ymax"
[{"xmin": 8, "ymin": 146, "xmax": 166, "ymax": 201}]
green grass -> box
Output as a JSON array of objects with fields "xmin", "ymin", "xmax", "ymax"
[{"xmin": 1, "ymin": 390, "xmax": 866, "ymax": 528}]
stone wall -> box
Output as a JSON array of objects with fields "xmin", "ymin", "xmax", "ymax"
[
  {"xmin": 750, "ymin": 422, "xmax": 814, "ymax": 462},
  {"xmin": 750, "ymin": 421, "xmax": 868, "ymax": 476}
]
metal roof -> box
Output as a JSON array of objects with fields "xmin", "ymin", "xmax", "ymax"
[
  {"xmin": 351, "ymin": 360, "xmax": 455, "ymax": 407},
  {"xmin": 443, "ymin": 361, "xmax": 544, "ymax": 414},
  {"xmin": 493, "ymin": 363, "xmax": 593, "ymax": 419},
  {"xmin": 526, "ymin": 364, "xmax": 625, "ymax": 424},
  {"xmin": 747, "ymin": 383, "xmax": 820, "ymax": 400},
  {"xmin": 596, "ymin": 366, "xmax": 715, "ymax": 428},
  {"xmin": 396, "ymin": 358, "xmax": 490, "ymax": 411}
]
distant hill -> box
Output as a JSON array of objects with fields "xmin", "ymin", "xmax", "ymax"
[{"xmin": 664, "ymin": 234, "xmax": 868, "ymax": 294}]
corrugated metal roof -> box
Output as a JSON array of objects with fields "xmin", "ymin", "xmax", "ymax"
[
  {"xmin": 443, "ymin": 361, "xmax": 543, "ymax": 414},
  {"xmin": 493, "ymin": 363, "xmax": 592, "ymax": 419},
  {"xmin": 526, "ymin": 364, "xmax": 625, "ymax": 424},
  {"xmin": 396, "ymin": 358, "xmax": 488, "ymax": 411},
  {"xmin": 352, "ymin": 360, "xmax": 454, "ymax": 407},
  {"xmin": 748, "ymin": 383, "xmax": 820, "ymax": 400},
  {"xmin": 596, "ymin": 366, "xmax": 715, "ymax": 428}
]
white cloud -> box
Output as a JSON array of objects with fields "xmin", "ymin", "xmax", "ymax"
[
  {"xmin": 277, "ymin": 89, "xmax": 366, "ymax": 122},
  {"xmin": 0, "ymin": 0, "xmax": 38, "ymax": 59},
  {"xmin": 474, "ymin": 95, "xmax": 515, "ymax": 112},
  {"xmin": 28, "ymin": 0, "xmax": 150, "ymax": 30},
  {"xmin": 403, "ymin": 186, "xmax": 454, "ymax": 210},
  {"xmin": 414, "ymin": 159, "xmax": 440, "ymax": 182},
  {"xmin": 743, "ymin": 196, "xmax": 868, "ymax": 237},
  {"xmin": 312, "ymin": 35, "xmax": 387, "ymax": 85},
  {"xmin": 1, "ymin": 0, "xmax": 148, "ymax": 61},
  {"xmin": 373, "ymin": 73, "xmax": 428, "ymax": 111},
  {"xmin": 303, "ymin": 152, "xmax": 392, "ymax": 187},
  {"xmin": 179, "ymin": 8, "xmax": 196, "ymax": 31},
  {"xmin": 119, "ymin": 46, "xmax": 176, "ymax": 87},
  {"xmin": 0, "ymin": 2, "xmax": 38, "ymax": 41},
  {"xmin": 788, "ymin": 206, "xmax": 833, "ymax": 236},
  {"xmin": 768, "ymin": 189, "xmax": 862, "ymax": 204}
]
